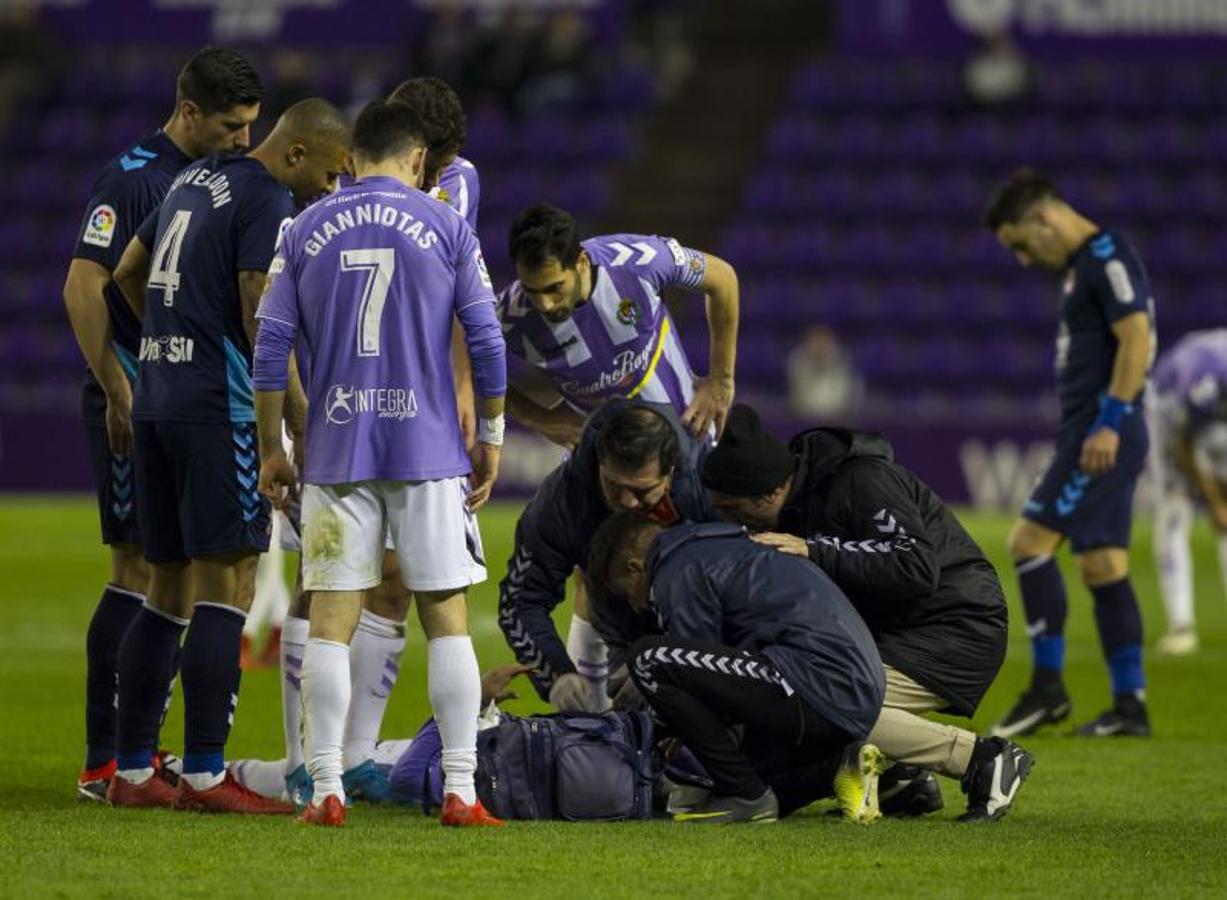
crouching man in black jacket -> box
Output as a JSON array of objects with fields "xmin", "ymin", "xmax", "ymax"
[
  {"xmin": 590, "ymin": 514, "xmax": 889, "ymax": 825},
  {"xmin": 703, "ymin": 404, "xmax": 1033, "ymax": 822}
]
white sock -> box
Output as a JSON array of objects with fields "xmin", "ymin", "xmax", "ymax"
[
  {"xmin": 228, "ymin": 759, "xmax": 287, "ymax": 800},
  {"xmin": 427, "ymin": 635, "xmax": 481, "ymax": 805},
  {"xmin": 117, "ymin": 767, "xmax": 155, "ymax": 785},
  {"xmin": 343, "ymin": 609, "xmax": 406, "ymax": 770},
  {"xmin": 281, "ymin": 615, "xmax": 309, "ymax": 773},
  {"xmin": 371, "ymin": 739, "xmax": 413, "ymax": 769},
  {"xmin": 303, "ymin": 638, "xmax": 350, "ymax": 805},
  {"xmin": 567, "ymin": 614, "xmax": 611, "ymax": 712},
  {"xmin": 247, "ymin": 527, "xmax": 292, "ymax": 636},
  {"xmin": 1218, "ymin": 533, "xmax": 1227, "ymax": 610},
  {"xmin": 1154, "ymin": 494, "xmax": 1195, "ymax": 631}
]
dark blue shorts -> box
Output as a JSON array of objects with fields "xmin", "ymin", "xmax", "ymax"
[
  {"xmin": 1021, "ymin": 417, "xmax": 1148, "ymax": 553},
  {"xmin": 84, "ymin": 422, "xmax": 141, "ymax": 547},
  {"xmin": 132, "ymin": 420, "xmax": 271, "ymax": 564}
]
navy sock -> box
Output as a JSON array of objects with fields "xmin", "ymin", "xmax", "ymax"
[
  {"xmin": 1015, "ymin": 555, "xmax": 1067, "ymax": 685},
  {"xmin": 181, "ymin": 602, "xmax": 245, "ymax": 774},
  {"xmin": 84, "ymin": 585, "xmax": 144, "ymax": 770},
  {"xmin": 1091, "ymin": 578, "xmax": 1146, "ymax": 698},
  {"xmin": 116, "ymin": 606, "xmax": 186, "ymax": 771}
]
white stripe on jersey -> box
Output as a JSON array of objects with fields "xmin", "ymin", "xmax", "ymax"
[
  {"xmin": 660, "ymin": 320, "xmax": 697, "ymax": 406},
  {"xmin": 544, "ymin": 316, "xmax": 593, "ymax": 367}
]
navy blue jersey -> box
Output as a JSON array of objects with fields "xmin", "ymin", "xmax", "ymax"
[
  {"xmin": 133, "ymin": 155, "xmax": 295, "ymax": 424},
  {"xmin": 74, "ymin": 130, "xmax": 192, "ymax": 423},
  {"xmin": 1056, "ymin": 229, "xmax": 1156, "ymax": 431}
]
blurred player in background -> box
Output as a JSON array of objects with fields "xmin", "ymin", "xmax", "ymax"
[
  {"xmin": 985, "ymin": 169, "xmax": 1156, "ymax": 739},
  {"xmin": 254, "ymin": 100, "xmax": 506, "ymax": 827},
  {"xmin": 268, "ymin": 75, "xmax": 483, "ymax": 808},
  {"xmin": 107, "ymin": 99, "xmax": 351, "ymax": 812},
  {"xmin": 1147, "ymin": 329, "xmax": 1227, "ymax": 655},
  {"xmin": 500, "ymin": 203, "xmax": 739, "ymax": 447},
  {"xmin": 63, "ymin": 47, "xmax": 263, "ymax": 802}
]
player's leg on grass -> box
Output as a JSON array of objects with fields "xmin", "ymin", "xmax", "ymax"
[
  {"xmin": 869, "ymin": 667, "xmax": 1033, "ymax": 821},
  {"xmin": 1152, "ymin": 486, "xmax": 1198, "ymax": 654},
  {"xmin": 173, "ymin": 552, "xmax": 294, "ymax": 813},
  {"xmin": 110, "ymin": 559, "xmax": 191, "ymax": 807},
  {"xmin": 280, "ymin": 577, "xmax": 311, "ymax": 803},
  {"xmin": 416, "ymin": 588, "xmax": 501, "ymax": 825},
  {"xmin": 80, "ymin": 543, "xmax": 148, "ymax": 799},
  {"xmin": 630, "ymin": 634, "xmax": 875, "ymax": 825},
  {"xmin": 567, "ymin": 570, "xmax": 612, "ymax": 712},
  {"xmin": 1074, "ymin": 547, "xmax": 1150, "ymax": 736},
  {"xmin": 992, "ymin": 518, "xmax": 1072, "ymax": 737},
  {"xmin": 341, "ymin": 549, "xmax": 409, "ymax": 802}
]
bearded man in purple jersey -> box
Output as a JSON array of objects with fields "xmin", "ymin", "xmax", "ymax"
[
  {"xmin": 499, "ymin": 204, "xmax": 740, "ymax": 448},
  {"xmin": 254, "ymin": 101, "xmax": 506, "ymax": 828}
]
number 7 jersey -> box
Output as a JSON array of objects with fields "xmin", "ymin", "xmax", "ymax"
[
  {"xmin": 133, "ymin": 155, "xmax": 296, "ymax": 424},
  {"xmin": 256, "ymin": 174, "xmax": 497, "ymax": 485}
]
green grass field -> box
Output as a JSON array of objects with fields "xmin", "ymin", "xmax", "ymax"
[{"xmin": 1, "ymin": 497, "xmax": 1225, "ymax": 898}]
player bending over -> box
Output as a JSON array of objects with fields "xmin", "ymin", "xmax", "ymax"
[
  {"xmin": 1147, "ymin": 329, "xmax": 1227, "ymax": 655},
  {"xmin": 985, "ymin": 169, "xmax": 1156, "ymax": 738},
  {"xmin": 254, "ymin": 100, "xmax": 506, "ymax": 827},
  {"xmin": 65, "ymin": 47, "xmax": 262, "ymax": 802},
  {"xmin": 702, "ymin": 404, "xmax": 1032, "ymax": 821}
]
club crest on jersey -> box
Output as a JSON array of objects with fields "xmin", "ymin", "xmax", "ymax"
[
  {"xmin": 617, "ymin": 297, "xmax": 639, "ymax": 326},
  {"xmin": 83, "ymin": 204, "xmax": 117, "ymax": 248}
]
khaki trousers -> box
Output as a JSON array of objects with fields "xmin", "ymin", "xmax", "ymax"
[{"xmin": 867, "ymin": 666, "xmax": 977, "ymax": 779}]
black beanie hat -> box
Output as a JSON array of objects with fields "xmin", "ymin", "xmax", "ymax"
[{"xmin": 701, "ymin": 404, "xmax": 795, "ymax": 496}]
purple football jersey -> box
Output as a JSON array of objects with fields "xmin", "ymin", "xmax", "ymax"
[
  {"xmin": 497, "ymin": 233, "xmax": 706, "ymax": 414},
  {"xmin": 1153, "ymin": 329, "xmax": 1227, "ymax": 421},
  {"xmin": 257, "ymin": 175, "xmax": 497, "ymax": 485},
  {"xmin": 431, "ymin": 156, "xmax": 480, "ymax": 230}
]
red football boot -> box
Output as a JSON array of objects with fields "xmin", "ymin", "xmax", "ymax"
[
  {"xmin": 106, "ymin": 772, "xmax": 179, "ymax": 808},
  {"xmin": 77, "ymin": 759, "xmax": 116, "ymax": 803},
  {"xmin": 174, "ymin": 771, "xmax": 295, "ymax": 815},
  {"xmin": 440, "ymin": 793, "xmax": 505, "ymax": 827},
  {"xmin": 297, "ymin": 794, "xmax": 346, "ymax": 827}
]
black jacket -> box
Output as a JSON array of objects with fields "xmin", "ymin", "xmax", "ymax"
[
  {"xmin": 778, "ymin": 428, "xmax": 1007, "ymax": 716},
  {"xmin": 499, "ymin": 400, "xmax": 712, "ymax": 700},
  {"xmin": 648, "ymin": 522, "xmax": 885, "ymax": 739}
]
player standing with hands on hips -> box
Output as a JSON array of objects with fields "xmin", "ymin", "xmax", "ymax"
[{"xmin": 253, "ymin": 100, "xmax": 507, "ymax": 827}]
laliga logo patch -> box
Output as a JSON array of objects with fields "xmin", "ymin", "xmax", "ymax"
[
  {"xmin": 83, "ymin": 204, "xmax": 117, "ymax": 248},
  {"xmin": 325, "ymin": 384, "xmax": 355, "ymax": 425},
  {"xmin": 617, "ymin": 297, "xmax": 639, "ymax": 326},
  {"xmin": 474, "ymin": 250, "xmax": 492, "ymax": 289}
]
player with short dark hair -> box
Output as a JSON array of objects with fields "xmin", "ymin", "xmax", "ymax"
[
  {"xmin": 254, "ymin": 98, "xmax": 506, "ymax": 827},
  {"xmin": 499, "ymin": 400, "xmax": 710, "ymax": 711},
  {"xmin": 103, "ymin": 98, "xmax": 352, "ymax": 813},
  {"xmin": 984, "ymin": 168, "xmax": 1156, "ymax": 738},
  {"xmin": 64, "ymin": 46, "xmax": 263, "ymax": 803},
  {"xmin": 500, "ymin": 203, "xmax": 740, "ymax": 447}
]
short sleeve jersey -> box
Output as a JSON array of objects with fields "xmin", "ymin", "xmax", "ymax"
[
  {"xmin": 72, "ymin": 130, "xmax": 192, "ymax": 421},
  {"xmin": 496, "ymin": 233, "xmax": 706, "ymax": 415},
  {"xmin": 132, "ymin": 155, "xmax": 296, "ymax": 424},
  {"xmin": 1055, "ymin": 229, "xmax": 1156, "ymax": 431}
]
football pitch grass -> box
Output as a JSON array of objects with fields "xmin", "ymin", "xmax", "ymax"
[{"xmin": 1, "ymin": 497, "xmax": 1225, "ymax": 898}]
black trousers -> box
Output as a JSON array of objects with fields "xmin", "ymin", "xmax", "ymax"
[{"xmin": 630, "ymin": 635, "xmax": 850, "ymax": 802}]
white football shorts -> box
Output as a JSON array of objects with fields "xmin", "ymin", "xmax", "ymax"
[{"xmin": 300, "ymin": 477, "xmax": 486, "ymax": 593}]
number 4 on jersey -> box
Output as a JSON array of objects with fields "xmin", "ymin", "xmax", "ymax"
[
  {"xmin": 148, "ymin": 209, "xmax": 192, "ymax": 307},
  {"xmin": 342, "ymin": 248, "xmax": 396, "ymax": 357}
]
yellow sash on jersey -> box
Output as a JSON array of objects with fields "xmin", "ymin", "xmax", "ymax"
[{"xmin": 625, "ymin": 317, "xmax": 671, "ymax": 399}]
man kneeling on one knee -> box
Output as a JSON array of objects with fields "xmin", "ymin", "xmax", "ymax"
[{"xmin": 701, "ymin": 404, "xmax": 1033, "ymax": 821}]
